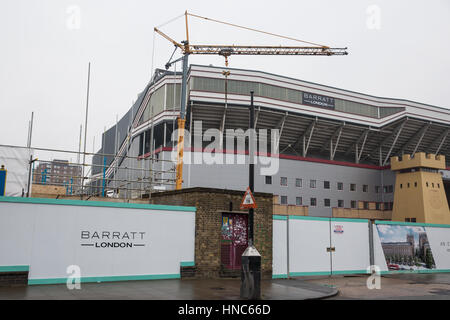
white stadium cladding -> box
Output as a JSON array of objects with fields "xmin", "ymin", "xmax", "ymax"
[{"xmin": 90, "ymin": 64, "xmax": 450, "ymax": 217}]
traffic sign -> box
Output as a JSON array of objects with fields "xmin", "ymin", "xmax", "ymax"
[{"xmin": 240, "ymin": 187, "xmax": 257, "ymax": 210}]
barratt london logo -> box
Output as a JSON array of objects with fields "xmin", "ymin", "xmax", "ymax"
[{"xmin": 80, "ymin": 231, "xmax": 146, "ymax": 248}]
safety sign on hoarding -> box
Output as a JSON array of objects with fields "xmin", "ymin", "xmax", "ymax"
[{"xmin": 240, "ymin": 187, "xmax": 257, "ymax": 210}]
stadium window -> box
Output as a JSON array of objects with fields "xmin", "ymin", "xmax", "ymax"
[
  {"xmin": 310, "ymin": 198, "xmax": 317, "ymax": 207},
  {"xmin": 280, "ymin": 177, "xmax": 288, "ymax": 186},
  {"xmin": 351, "ymin": 200, "xmax": 357, "ymax": 209},
  {"xmin": 338, "ymin": 200, "xmax": 344, "ymax": 208},
  {"xmin": 280, "ymin": 196, "xmax": 288, "ymax": 205},
  {"xmin": 265, "ymin": 176, "xmax": 272, "ymax": 185},
  {"xmin": 295, "ymin": 178, "xmax": 302, "ymax": 188},
  {"xmin": 337, "ymin": 182, "xmax": 343, "ymax": 191},
  {"xmin": 350, "ymin": 183, "xmax": 356, "ymax": 191},
  {"xmin": 324, "ymin": 199, "xmax": 331, "ymax": 207},
  {"xmin": 296, "ymin": 197, "xmax": 303, "ymax": 206},
  {"xmin": 324, "ymin": 181, "xmax": 330, "ymax": 189},
  {"xmin": 363, "ymin": 185, "xmax": 368, "ymax": 192},
  {"xmin": 310, "ymin": 180, "xmax": 317, "ymax": 188}
]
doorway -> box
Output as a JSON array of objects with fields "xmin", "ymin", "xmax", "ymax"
[{"xmin": 221, "ymin": 213, "xmax": 248, "ymax": 270}]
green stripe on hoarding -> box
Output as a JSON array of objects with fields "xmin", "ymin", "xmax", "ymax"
[
  {"xmin": 290, "ymin": 270, "xmax": 368, "ymax": 277},
  {"xmin": 28, "ymin": 273, "xmax": 180, "ymax": 285},
  {"xmin": 0, "ymin": 196, "xmax": 196, "ymax": 213},
  {"xmin": 375, "ymin": 220, "xmax": 450, "ymax": 228},
  {"xmin": 273, "ymin": 215, "xmax": 287, "ymax": 220},
  {"xmin": 290, "ymin": 271, "xmax": 331, "ymax": 276},
  {"xmin": 289, "ymin": 216, "xmax": 330, "ymax": 221},
  {"xmin": 272, "ymin": 274, "xmax": 288, "ymax": 279},
  {"xmin": 331, "ymin": 218, "xmax": 369, "ymax": 223},
  {"xmin": 289, "ymin": 216, "xmax": 368, "ymax": 223},
  {"xmin": 332, "ymin": 270, "xmax": 369, "ymax": 275},
  {"xmin": 0, "ymin": 265, "xmax": 29, "ymax": 272},
  {"xmin": 180, "ymin": 261, "xmax": 195, "ymax": 267}
]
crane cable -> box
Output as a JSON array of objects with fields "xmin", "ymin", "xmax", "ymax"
[{"xmin": 187, "ymin": 12, "xmax": 328, "ymax": 48}]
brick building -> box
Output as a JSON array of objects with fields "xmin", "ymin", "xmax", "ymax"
[{"xmin": 149, "ymin": 187, "xmax": 273, "ymax": 279}]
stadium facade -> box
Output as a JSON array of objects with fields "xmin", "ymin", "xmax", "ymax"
[{"xmin": 90, "ymin": 64, "xmax": 450, "ymax": 218}]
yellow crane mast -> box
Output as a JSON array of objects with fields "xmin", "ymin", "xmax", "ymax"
[{"xmin": 154, "ymin": 11, "xmax": 348, "ymax": 190}]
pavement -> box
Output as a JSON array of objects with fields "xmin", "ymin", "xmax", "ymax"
[
  {"xmin": 0, "ymin": 278, "xmax": 338, "ymax": 300},
  {"xmin": 302, "ymin": 273, "xmax": 450, "ymax": 300}
]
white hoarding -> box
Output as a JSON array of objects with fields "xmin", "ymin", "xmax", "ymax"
[
  {"xmin": 330, "ymin": 219, "xmax": 370, "ymax": 274},
  {"xmin": 272, "ymin": 217, "xmax": 287, "ymax": 278},
  {"xmin": 0, "ymin": 198, "xmax": 196, "ymax": 284},
  {"xmin": 288, "ymin": 217, "xmax": 331, "ymax": 276}
]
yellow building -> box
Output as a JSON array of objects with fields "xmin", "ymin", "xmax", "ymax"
[{"xmin": 391, "ymin": 153, "xmax": 450, "ymax": 224}]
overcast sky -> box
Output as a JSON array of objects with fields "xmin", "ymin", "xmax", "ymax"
[{"xmin": 1, "ymin": 0, "xmax": 449, "ymax": 161}]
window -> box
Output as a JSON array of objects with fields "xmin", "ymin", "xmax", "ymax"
[
  {"xmin": 280, "ymin": 177, "xmax": 288, "ymax": 186},
  {"xmin": 337, "ymin": 182, "xmax": 343, "ymax": 191},
  {"xmin": 324, "ymin": 181, "xmax": 330, "ymax": 189},
  {"xmin": 296, "ymin": 197, "xmax": 303, "ymax": 206},
  {"xmin": 310, "ymin": 198, "xmax": 317, "ymax": 207},
  {"xmin": 363, "ymin": 202, "xmax": 369, "ymax": 210},
  {"xmin": 411, "ymin": 218, "xmax": 416, "ymax": 223},
  {"xmin": 350, "ymin": 183, "xmax": 356, "ymax": 191},
  {"xmin": 375, "ymin": 186, "xmax": 380, "ymax": 193},
  {"xmin": 280, "ymin": 196, "xmax": 288, "ymax": 205},
  {"xmin": 351, "ymin": 200, "xmax": 357, "ymax": 209},
  {"xmin": 310, "ymin": 180, "xmax": 316, "ymax": 188},
  {"xmin": 324, "ymin": 199, "xmax": 331, "ymax": 207},
  {"xmin": 376, "ymin": 202, "xmax": 381, "ymax": 210},
  {"xmin": 414, "ymin": 182, "xmax": 417, "ymax": 187},
  {"xmin": 338, "ymin": 200, "xmax": 344, "ymax": 208},
  {"xmin": 295, "ymin": 178, "xmax": 302, "ymax": 188},
  {"xmin": 265, "ymin": 176, "xmax": 272, "ymax": 185},
  {"xmin": 363, "ymin": 185, "xmax": 368, "ymax": 192},
  {"xmin": 405, "ymin": 218, "xmax": 411, "ymax": 222}
]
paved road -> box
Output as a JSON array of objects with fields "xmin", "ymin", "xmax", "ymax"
[
  {"xmin": 303, "ymin": 273, "xmax": 450, "ymax": 300},
  {"xmin": 0, "ymin": 278, "xmax": 337, "ymax": 300}
]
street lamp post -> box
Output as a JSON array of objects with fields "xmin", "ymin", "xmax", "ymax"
[{"xmin": 240, "ymin": 91, "xmax": 261, "ymax": 300}]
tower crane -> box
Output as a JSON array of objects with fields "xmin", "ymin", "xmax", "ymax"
[{"xmin": 154, "ymin": 11, "xmax": 348, "ymax": 190}]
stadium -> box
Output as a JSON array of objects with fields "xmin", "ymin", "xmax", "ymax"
[{"xmin": 89, "ymin": 64, "xmax": 450, "ymax": 219}]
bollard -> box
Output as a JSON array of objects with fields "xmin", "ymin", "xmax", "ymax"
[{"xmin": 240, "ymin": 245, "xmax": 261, "ymax": 300}]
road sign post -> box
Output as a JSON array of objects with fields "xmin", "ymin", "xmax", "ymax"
[{"xmin": 240, "ymin": 91, "xmax": 261, "ymax": 300}]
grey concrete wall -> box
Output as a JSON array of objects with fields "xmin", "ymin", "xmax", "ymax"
[
  {"xmin": 178, "ymin": 151, "xmax": 395, "ymax": 217},
  {"xmin": 109, "ymin": 147, "xmax": 396, "ymax": 217}
]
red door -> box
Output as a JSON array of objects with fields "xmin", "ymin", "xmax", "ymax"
[{"xmin": 221, "ymin": 213, "xmax": 248, "ymax": 270}]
